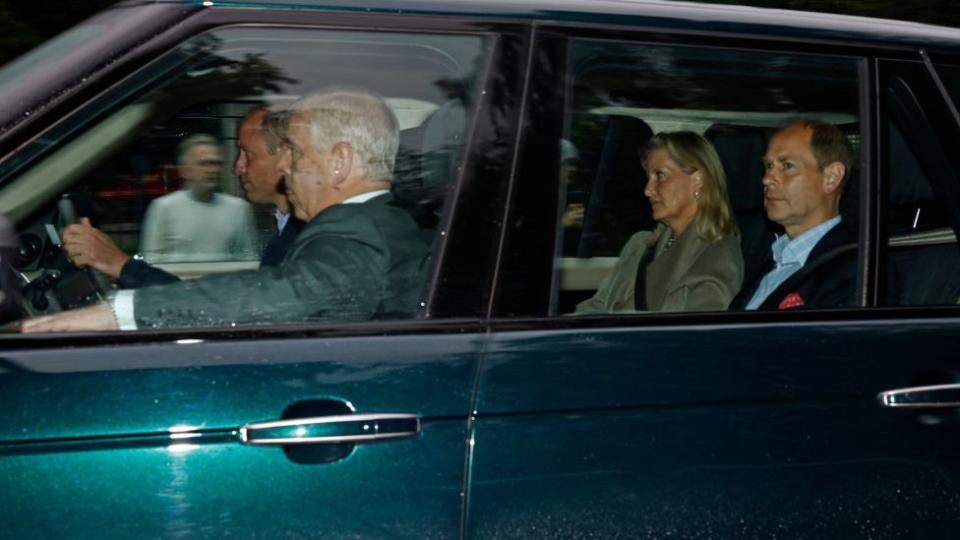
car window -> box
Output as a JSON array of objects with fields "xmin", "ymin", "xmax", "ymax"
[
  {"xmin": 0, "ymin": 26, "xmax": 490, "ymax": 329},
  {"xmin": 554, "ymin": 40, "xmax": 860, "ymax": 315},
  {"xmin": 882, "ymin": 61, "xmax": 960, "ymax": 306}
]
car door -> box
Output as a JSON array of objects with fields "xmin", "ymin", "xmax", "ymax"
[
  {"xmin": 466, "ymin": 17, "xmax": 960, "ymax": 538},
  {"xmin": 0, "ymin": 4, "xmax": 528, "ymax": 538}
]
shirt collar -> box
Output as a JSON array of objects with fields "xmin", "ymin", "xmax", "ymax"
[
  {"xmin": 184, "ymin": 188, "xmax": 217, "ymax": 204},
  {"xmin": 273, "ymin": 208, "xmax": 291, "ymax": 233},
  {"xmin": 343, "ymin": 189, "xmax": 389, "ymax": 205},
  {"xmin": 772, "ymin": 215, "xmax": 842, "ymax": 268}
]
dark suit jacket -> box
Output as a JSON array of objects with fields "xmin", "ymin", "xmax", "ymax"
[
  {"xmin": 117, "ymin": 217, "xmax": 305, "ymax": 289},
  {"xmin": 130, "ymin": 194, "xmax": 429, "ymax": 328},
  {"xmin": 730, "ymin": 219, "xmax": 858, "ymax": 310}
]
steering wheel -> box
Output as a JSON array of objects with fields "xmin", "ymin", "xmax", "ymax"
[{"xmin": 13, "ymin": 197, "xmax": 110, "ymax": 318}]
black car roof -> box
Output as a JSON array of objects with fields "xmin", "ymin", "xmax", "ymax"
[{"xmin": 124, "ymin": 0, "xmax": 960, "ymax": 51}]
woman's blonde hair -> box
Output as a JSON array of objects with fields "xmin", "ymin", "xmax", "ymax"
[{"xmin": 642, "ymin": 131, "xmax": 739, "ymax": 244}]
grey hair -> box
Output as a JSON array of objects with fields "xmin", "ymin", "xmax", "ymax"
[
  {"xmin": 176, "ymin": 134, "xmax": 219, "ymax": 166},
  {"xmin": 290, "ymin": 87, "xmax": 399, "ymax": 183}
]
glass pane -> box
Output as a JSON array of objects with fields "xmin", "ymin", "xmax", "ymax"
[
  {"xmin": 558, "ymin": 40, "xmax": 859, "ymax": 314},
  {"xmin": 884, "ymin": 65, "xmax": 960, "ymax": 306},
  {"xmin": 1, "ymin": 26, "xmax": 489, "ymax": 329}
]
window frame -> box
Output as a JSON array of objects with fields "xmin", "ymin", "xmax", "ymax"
[
  {"xmin": 0, "ymin": 7, "xmax": 533, "ymax": 345},
  {"xmin": 492, "ymin": 21, "xmax": 960, "ymax": 325}
]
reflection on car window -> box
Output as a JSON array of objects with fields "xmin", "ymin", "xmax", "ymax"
[
  {"xmin": 1, "ymin": 27, "xmax": 490, "ymax": 330},
  {"xmin": 883, "ymin": 63, "xmax": 960, "ymax": 306},
  {"xmin": 556, "ymin": 40, "xmax": 859, "ymax": 315}
]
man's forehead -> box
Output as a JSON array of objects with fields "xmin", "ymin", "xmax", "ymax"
[
  {"xmin": 766, "ymin": 126, "xmax": 814, "ymax": 158},
  {"xmin": 238, "ymin": 121, "xmax": 266, "ymax": 144},
  {"xmin": 191, "ymin": 143, "xmax": 221, "ymax": 157}
]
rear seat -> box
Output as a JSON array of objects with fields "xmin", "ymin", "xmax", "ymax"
[
  {"xmin": 886, "ymin": 122, "xmax": 960, "ymax": 305},
  {"xmin": 392, "ymin": 99, "xmax": 466, "ymax": 236},
  {"xmin": 705, "ymin": 124, "xmax": 778, "ymax": 283},
  {"xmin": 576, "ymin": 114, "xmax": 654, "ymax": 258}
]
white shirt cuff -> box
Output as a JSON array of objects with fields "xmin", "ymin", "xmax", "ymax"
[{"xmin": 111, "ymin": 290, "xmax": 138, "ymax": 331}]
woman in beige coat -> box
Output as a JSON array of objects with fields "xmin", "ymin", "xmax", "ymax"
[{"xmin": 576, "ymin": 131, "xmax": 743, "ymax": 313}]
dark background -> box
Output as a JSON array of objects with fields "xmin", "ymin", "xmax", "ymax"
[
  {"xmin": 0, "ymin": 0, "xmax": 959, "ymax": 67},
  {"xmin": 0, "ymin": 0, "xmax": 116, "ymax": 66}
]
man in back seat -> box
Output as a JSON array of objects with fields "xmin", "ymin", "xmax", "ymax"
[{"xmin": 730, "ymin": 119, "xmax": 857, "ymax": 310}]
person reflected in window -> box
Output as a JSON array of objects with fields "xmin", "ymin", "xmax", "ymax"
[
  {"xmin": 60, "ymin": 106, "xmax": 303, "ymax": 288},
  {"xmin": 576, "ymin": 132, "xmax": 743, "ymax": 313},
  {"xmin": 23, "ymin": 87, "xmax": 429, "ymax": 332},
  {"xmin": 139, "ymin": 134, "xmax": 257, "ymax": 263},
  {"xmin": 729, "ymin": 119, "xmax": 856, "ymax": 310},
  {"xmin": 559, "ymin": 139, "xmax": 586, "ymax": 256}
]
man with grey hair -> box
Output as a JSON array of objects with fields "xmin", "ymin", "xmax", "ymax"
[
  {"xmin": 139, "ymin": 133, "xmax": 257, "ymax": 263},
  {"xmin": 23, "ymin": 87, "xmax": 429, "ymax": 331}
]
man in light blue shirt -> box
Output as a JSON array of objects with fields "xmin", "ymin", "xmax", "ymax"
[{"xmin": 732, "ymin": 119, "xmax": 857, "ymax": 310}]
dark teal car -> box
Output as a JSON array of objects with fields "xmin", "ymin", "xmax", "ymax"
[{"xmin": 1, "ymin": 0, "xmax": 960, "ymax": 537}]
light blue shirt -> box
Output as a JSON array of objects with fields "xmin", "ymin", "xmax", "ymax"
[
  {"xmin": 745, "ymin": 216, "xmax": 842, "ymax": 310},
  {"xmin": 273, "ymin": 208, "xmax": 291, "ymax": 234}
]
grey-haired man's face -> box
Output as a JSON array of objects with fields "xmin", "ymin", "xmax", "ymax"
[{"xmin": 181, "ymin": 143, "xmax": 223, "ymax": 195}]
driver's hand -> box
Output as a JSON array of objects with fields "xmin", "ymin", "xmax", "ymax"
[
  {"xmin": 20, "ymin": 303, "xmax": 119, "ymax": 333},
  {"xmin": 62, "ymin": 217, "xmax": 132, "ymax": 279}
]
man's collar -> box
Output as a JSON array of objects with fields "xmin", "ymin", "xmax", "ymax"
[
  {"xmin": 184, "ymin": 188, "xmax": 216, "ymax": 203},
  {"xmin": 342, "ymin": 189, "xmax": 389, "ymax": 205},
  {"xmin": 273, "ymin": 208, "xmax": 291, "ymax": 233},
  {"xmin": 772, "ymin": 216, "xmax": 842, "ymax": 266}
]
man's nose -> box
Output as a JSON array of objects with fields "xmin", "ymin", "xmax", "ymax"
[
  {"xmin": 761, "ymin": 171, "xmax": 775, "ymax": 186},
  {"xmin": 233, "ymin": 155, "xmax": 245, "ymax": 176}
]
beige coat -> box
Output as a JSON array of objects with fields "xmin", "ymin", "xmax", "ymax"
[{"xmin": 575, "ymin": 226, "xmax": 743, "ymax": 313}]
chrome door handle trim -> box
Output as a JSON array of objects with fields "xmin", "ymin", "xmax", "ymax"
[
  {"xmin": 878, "ymin": 383, "xmax": 960, "ymax": 408},
  {"xmin": 239, "ymin": 413, "xmax": 420, "ymax": 446}
]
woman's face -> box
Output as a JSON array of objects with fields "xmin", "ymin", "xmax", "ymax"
[{"xmin": 643, "ymin": 148, "xmax": 703, "ymax": 235}]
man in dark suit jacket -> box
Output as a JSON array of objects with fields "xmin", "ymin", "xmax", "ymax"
[
  {"xmin": 61, "ymin": 106, "xmax": 304, "ymax": 289},
  {"xmin": 730, "ymin": 119, "xmax": 857, "ymax": 311},
  {"xmin": 24, "ymin": 88, "xmax": 429, "ymax": 331}
]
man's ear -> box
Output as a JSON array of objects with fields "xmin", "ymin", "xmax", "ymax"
[
  {"xmin": 330, "ymin": 142, "xmax": 354, "ymax": 186},
  {"xmin": 822, "ymin": 161, "xmax": 845, "ymax": 195}
]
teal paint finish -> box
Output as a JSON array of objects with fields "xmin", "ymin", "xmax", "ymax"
[
  {"xmin": 0, "ymin": 334, "xmax": 481, "ymax": 442},
  {"xmin": 3, "ymin": 419, "xmax": 466, "ymax": 538},
  {"xmin": 467, "ymin": 318, "xmax": 960, "ymax": 537},
  {"xmin": 0, "ymin": 332, "xmax": 484, "ymax": 538}
]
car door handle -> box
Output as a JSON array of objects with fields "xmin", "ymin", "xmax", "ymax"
[
  {"xmin": 239, "ymin": 413, "xmax": 420, "ymax": 446},
  {"xmin": 878, "ymin": 384, "xmax": 960, "ymax": 408}
]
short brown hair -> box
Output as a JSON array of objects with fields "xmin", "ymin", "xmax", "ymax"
[{"xmin": 781, "ymin": 119, "xmax": 854, "ymax": 173}]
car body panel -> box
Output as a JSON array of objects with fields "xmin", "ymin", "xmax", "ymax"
[
  {"xmin": 468, "ymin": 317, "xmax": 960, "ymax": 537},
  {"xmin": 0, "ymin": 0, "xmax": 959, "ymax": 538},
  {"xmin": 0, "ymin": 331, "xmax": 487, "ymax": 538}
]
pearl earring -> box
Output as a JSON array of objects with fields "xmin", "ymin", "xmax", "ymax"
[{"xmin": 694, "ymin": 191, "xmax": 700, "ymax": 200}]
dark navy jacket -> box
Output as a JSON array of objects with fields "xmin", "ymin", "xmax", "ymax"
[
  {"xmin": 131, "ymin": 194, "xmax": 428, "ymax": 327},
  {"xmin": 730, "ymin": 219, "xmax": 858, "ymax": 311}
]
